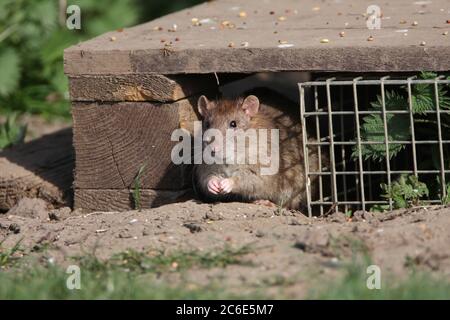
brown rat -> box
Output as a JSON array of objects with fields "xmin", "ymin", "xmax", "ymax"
[{"xmin": 192, "ymin": 88, "xmax": 319, "ymax": 210}]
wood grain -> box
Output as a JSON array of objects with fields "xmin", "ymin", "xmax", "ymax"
[
  {"xmin": 72, "ymin": 98, "xmax": 200, "ymax": 190},
  {"xmin": 0, "ymin": 129, "xmax": 73, "ymax": 211},
  {"xmin": 64, "ymin": 0, "xmax": 450, "ymax": 75},
  {"xmin": 69, "ymin": 74, "xmax": 217, "ymax": 102}
]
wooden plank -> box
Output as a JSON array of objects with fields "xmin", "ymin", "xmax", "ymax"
[
  {"xmin": 0, "ymin": 129, "xmax": 73, "ymax": 211},
  {"xmin": 69, "ymin": 74, "xmax": 218, "ymax": 102},
  {"xmin": 64, "ymin": 0, "xmax": 450, "ymax": 75},
  {"xmin": 74, "ymin": 189, "xmax": 191, "ymax": 212},
  {"xmin": 72, "ymin": 98, "xmax": 200, "ymax": 190}
]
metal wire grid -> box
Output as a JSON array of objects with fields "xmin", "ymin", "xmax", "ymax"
[{"xmin": 299, "ymin": 76, "xmax": 450, "ymax": 217}]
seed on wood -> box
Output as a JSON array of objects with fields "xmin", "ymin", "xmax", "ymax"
[
  {"xmin": 367, "ymin": 35, "xmax": 374, "ymax": 41},
  {"xmin": 273, "ymin": 31, "xmax": 278, "ymax": 34},
  {"xmin": 399, "ymin": 19, "xmax": 407, "ymax": 24},
  {"xmin": 191, "ymin": 18, "xmax": 200, "ymax": 26},
  {"xmin": 160, "ymin": 39, "xmax": 166, "ymax": 43},
  {"xmin": 278, "ymin": 16, "xmax": 287, "ymax": 21},
  {"xmin": 153, "ymin": 26, "xmax": 163, "ymax": 31},
  {"xmin": 269, "ymin": 11, "xmax": 275, "ymax": 15},
  {"xmin": 168, "ymin": 24, "xmax": 178, "ymax": 32},
  {"xmin": 278, "ymin": 40, "xmax": 288, "ymax": 44},
  {"xmin": 175, "ymin": 37, "xmax": 180, "ymax": 41},
  {"xmin": 239, "ymin": 11, "xmax": 247, "ymax": 18},
  {"xmin": 312, "ymin": 6, "xmax": 320, "ymax": 11},
  {"xmin": 241, "ymin": 41, "xmax": 249, "ymax": 47},
  {"xmin": 228, "ymin": 42, "xmax": 235, "ymax": 47},
  {"xmin": 420, "ymin": 41, "xmax": 426, "ymax": 46},
  {"xmin": 443, "ymin": 31, "xmax": 449, "ymax": 36},
  {"xmin": 320, "ymin": 38, "xmax": 329, "ymax": 43},
  {"xmin": 412, "ymin": 21, "xmax": 419, "ymax": 26},
  {"xmin": 339, "ymin": 31, "xmax": 345, "ymax": 37},
  {"xmin": 110, "ymin": 36, "xmax": 116, "ymax": 41},
  {"xmin": 221, "ymin": 20, "xmax": 235, "ymax": 28}
]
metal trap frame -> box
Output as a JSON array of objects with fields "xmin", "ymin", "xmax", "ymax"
[{"xmin": 299, "ymin": 76, "xmax": 450, "ymax": 217}]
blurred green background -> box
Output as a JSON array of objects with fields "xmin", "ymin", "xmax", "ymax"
[{"xmin": 0, "ymin": 0, "xmax": 203, "ymax": 121}]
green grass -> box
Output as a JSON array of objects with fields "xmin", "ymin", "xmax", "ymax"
[
  {"xmin": 309, "ymin": 259, "xmax": 450, "ymax": 300},
  {"xmin": 0, "ymin": 113, "xmax": 27, "ymax": 150},
  {"xmin": 75, "ymin": 245, "xmax": 253, "ymax": 275},
  {"xmin": 0, "ymin": 265, "xmax": 251, "ymax": 299},
  {"xmin": 0, "ymin": 245, "xmax": 258, "ymax": 299},
  {"xmin": 0, "ymin": 238, "xmax": 23, "ymax": 268}
]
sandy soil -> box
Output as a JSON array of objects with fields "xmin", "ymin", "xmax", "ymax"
[{"xmin": 1, "ymin": 199, "xmax": 450, "ymax": 297}]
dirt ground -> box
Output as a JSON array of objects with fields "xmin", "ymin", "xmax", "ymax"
[{"xmin": 1, "ymin": 198, "xmax": 450, "ymax": 298}]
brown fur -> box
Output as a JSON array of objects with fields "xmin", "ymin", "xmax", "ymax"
[{"xmin": 193, "ymin": 89, "xmax": 319, "ymax": 210}]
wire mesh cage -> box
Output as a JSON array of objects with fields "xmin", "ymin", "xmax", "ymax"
[{"xmin": 299, "ymin": 75, "xmax": 450, "ymax": 217}]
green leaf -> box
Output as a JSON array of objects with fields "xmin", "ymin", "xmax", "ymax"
[{"xmin": 0, "ymin": 48, "xmax": 20, "ymax": 96}]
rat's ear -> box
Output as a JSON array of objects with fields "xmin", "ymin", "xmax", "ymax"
[
  {"xmin": 197, "ymin": 95, "xmax": 214, "ymax": 116},
  {"xmin": 241, "ymin": 95, "xmax": 260, "ymax": 117}
]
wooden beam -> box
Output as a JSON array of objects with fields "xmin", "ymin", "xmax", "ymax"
[
  {"xmin": 0, "ymin": 129, "xmax": 73, "ymax": 211},
  {"xmin": 64, "ymin": 0, "xmax": 450, "ymax": 75},
  {"xmin": 72, "ymin": 98, "xmax": 200, "ymax": 190},
  {"xmin": 74, "ymin": 189, "xmax": 192, "ymax": 212},
  {"xmin": 69, "ymin": 74, "xmax": 218, "ymax": 102}
]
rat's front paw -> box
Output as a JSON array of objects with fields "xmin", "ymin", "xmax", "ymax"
[
  {"xmin": 207, "ymin": 177, "xmax": 222, "ymax": 195},
  {"xmin": 219, "ymin": 178, "xmax": 234, "ymax": 194}
]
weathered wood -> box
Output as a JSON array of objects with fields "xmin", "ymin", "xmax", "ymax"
[
  {"xmin": 69, "ymin": 74, "xmax": 218, "ymax": 102},
  {"xmin": 74, "ymin": 189, "xmax": 192, "ymax": 212},
  {"xmin": 72, "ymin": 97, "xmax": 200, "ymax": 190},
  {"xmin": 0, "ymin": 129, "xmax": 73, "ymax": 211},
  {"xmin": 64, "ymin": 0, "xmax": 450, "ymax": 75}
]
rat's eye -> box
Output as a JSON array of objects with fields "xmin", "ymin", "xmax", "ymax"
[
  {"xmin": 204, "ymin": 121, "xmax": 210, "ymax": 129},
  {"xmin": 229, "ymin": 120, "xmax": 237, "ymax": 128}
]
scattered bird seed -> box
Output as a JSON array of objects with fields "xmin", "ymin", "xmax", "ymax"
[
  {"xmin": 153, "ymin": 26, "xmax": 163, "ymax": 31},
  {"xmin": 228, "ymin": 42, "xmax": 235, "ymax": 47},
  {"xmin": 320, "ymin": 38, "xmax": 329, "ymax": 43},
  {"xmin": 239, "ymin": 11, "xmax": 247, "ymax": 18},
  {"xmin": 110, "ymin": 36, "xmax": 116, "ymax": 41},
  {"xmin": 412, "ymin": 21, "xmax": 419, "ymax": 26},
  {"xmin": 269, "ymin": 11, "xmax": 275, "ymax": 15},
  {"xmin": 443, "ymin": 31, "xmax": 449, "ymax": 36},
  {"xmin": 241, "ymin": 41, "xmax": 249, "ymax": 47},
  {"xmin": 339, "ymin": 31, "xmax": 345, "ymax": 37},
  {"xmin": 420, "ymin": 41, "xmax": 426, "ymax": 46},
  {"xmin": 312, "ymin": 6, "xmax": 320, "ymax": 11},
  {"xmin": 278, "ymin": 40, "xmax": 288, "ymax": 44},
  {"xmin": 278, "ymin": 16, "xmax": 287, "ymax": 21},
  {"xmin": 399, "ymin": 19, "xmax": 407, "ymax": 24},
  {"xmin": 367, "ymin": 35, "xmax": 374, "ymax": 41}
]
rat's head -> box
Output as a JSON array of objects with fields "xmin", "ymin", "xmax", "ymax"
[
  {"xmin": 197, "ymin": 95, "xmax": 260, "ymax": 159},
  {"xmin": 197, "ymin": 95, "xmax": 260, "ymax": 133}
]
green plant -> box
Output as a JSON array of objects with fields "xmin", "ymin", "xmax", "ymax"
[
  {"xmin": 442, "ymin": 183, "xmax": 450, "ymax": 205},
  {"xmin": 353, "ymin": 72, "xmax": 450, "ymax": 162},
  {"xmin": 0, "ymin": 238, "xmax": 23, "ymax": 268},
  {"xmin": 353, "ymin": 72, "xmax": 450, "ymax": 206},
  {"xmin": 0, "ymin": 113, "xmax": 26, "ymax": 149},
  {"xmin": 132, "ymin": 163, "xmax": 146, "ymax": 210},
  {"xmin": 381, "ymin": 175, "xmax": 429, "ymax": 209}
]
